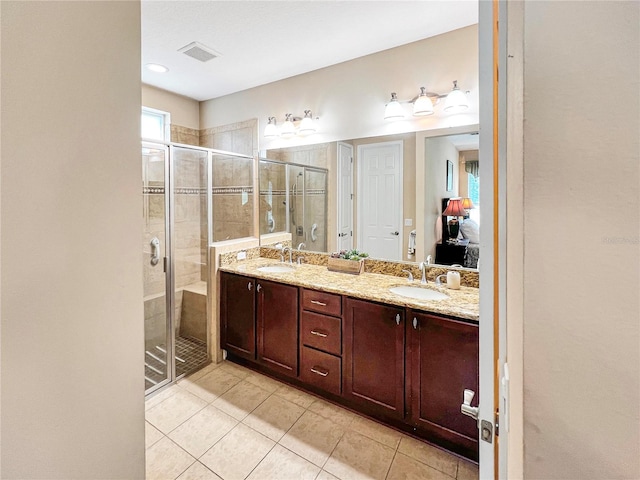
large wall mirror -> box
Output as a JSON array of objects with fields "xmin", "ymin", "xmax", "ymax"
[{"xmin": 259, "ymin": 127, "xmax": 480, "ymax": 270}]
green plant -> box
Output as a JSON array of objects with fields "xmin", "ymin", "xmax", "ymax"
[{"xmin": 330, "ymin": 249, "xmax": 369, "ymax": 261}]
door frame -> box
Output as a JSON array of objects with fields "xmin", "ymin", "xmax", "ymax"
[
  {"xmin": 337, "ymin": 141, "xmax": 354, "ymax": 251},
  {"xmin": 356, "ymin": 140, "xmax": 404, "ymax": 260}
]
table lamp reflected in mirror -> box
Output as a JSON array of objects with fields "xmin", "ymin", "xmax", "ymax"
[{"xmin": 443, "ymin": 198, "xmax": 468, "ymax": 241}]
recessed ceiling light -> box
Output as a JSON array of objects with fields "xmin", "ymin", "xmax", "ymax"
[{"xmin": 145, "ymin": 63, "xmax": 169, "ymax": 73}]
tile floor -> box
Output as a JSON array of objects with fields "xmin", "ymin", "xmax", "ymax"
[{"xmin": 146, "ymin": 360, "xmax": 480, "ymax": 480}]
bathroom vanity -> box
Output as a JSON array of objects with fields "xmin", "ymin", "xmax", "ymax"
[{"xmin": 219, "ymin": 259, "xmax": 479, "ymax": 461}]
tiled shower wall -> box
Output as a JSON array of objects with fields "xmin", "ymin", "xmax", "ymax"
[{"xmin": 259, "ymin": 161, "xmax": 287, "ymax": 238}]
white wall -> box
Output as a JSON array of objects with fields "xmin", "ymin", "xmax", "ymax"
[
  {"xmin": 142, "ymin": 83, "xmax": 200, "ymax": 130},
  {"xmin": 522, "ymin": 2, "xmax": 639, "ymax": 478},
  {"xmin": 1, "ymin": 2, "xmax": 144, "ymax": 478},
  {"xmin": 200, "ymin": 25, "xmax": 479, "ymax": 151}
]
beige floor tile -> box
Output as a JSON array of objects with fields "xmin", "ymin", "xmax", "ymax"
[
  {"xmin": 349, "ymin": 415, "xmax": 402, "ymax": 449},
  {"xmin": 244, "ymin": 371, "xmax": 282, "ymax": 393},
  {"xmin": 324, "ymin": 431, "xmax": 395, "ymax": 480},
  {"xmin": 168, "ymin": 405, "xmax": 238, "ymax": 458},
  {"xmin": 211, "ymin": 380, "xmax": 271, "ymax": 420},
  {"xmin": 185, "ymin": 362, "xmax": 221, "ymax": 383},
  {"xmin": 274, "ymin": 384, "xmax": 317, "ymax": 409},
  {"xmin": 146, "ymin": 389, "xmax": 208, "ymax": 434},
  {"xmin": 179, "ymin": 368, "xmax": 243, "ymax": 403},
  {"xmin": 387, "ymin": 452, "xmax": 453, "ymax": 480},
  {"xmin": 457, "ymin": 459, "xmax": 479, "ymax": 480},
  {"xmin": 279, "ymin": 410, "xmax": 346, "ymax": 467},
  {"xmin": 199, "ymin": 423, "xmax": 275, "ymax": 480},
  {"xmin": 397, "ymin": 435, "xmax": 458, "ymax": 478},
  {"xmin": 307, "ymin": 399, "xmax": 356, "ymax": 429},
  {"xmin": 217, "ymin": 360, "xmax": 252, "ymax": 379},
  {"xmin": 315, "ymin": 470, "xmax": 340, "ymax": 480},
  {"xmin": 146, "ymin": 437, "xmax": 195, "ymax": 480},
  {"xmin": 247, "ymin": 444, "xmax": 320, "ymax": 480},
  {"xmin": 243, "ymin": 394, "xmax": 306, "ymax": 441},
  {"xmin": 146, "ymin": 421, "xmax": 165, "ymax": 449},
  {"xmin": 146, "ymin": 384, "xmax": 183, "ymax": 411},
  {"xmin": 177, "ymin": 462, "xmax": 222, "ymax": 480}
]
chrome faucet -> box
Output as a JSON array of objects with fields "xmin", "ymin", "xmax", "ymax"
[
  {"xmin": 281, "ymin": 246, "xmax": 292, "ymax": 264},
  {"xmin": 401, "ymin": 269, "xmax": 414, "ymax": 282},
  {"xmin": 297, "ymin": 242, "xmax": 306, "ymax": 250},
  {"xmin": 420, "ymin": 255, "xmax": 432, "ymax": 284}
]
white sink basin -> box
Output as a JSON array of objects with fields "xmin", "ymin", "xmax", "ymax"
[
  {"xmin": 389, "ymin": 285, "xmax": 448, "ymax": 301},
  {"xmin": 257, "ymin": 265, "xmax": 296, "ymax": 273}
]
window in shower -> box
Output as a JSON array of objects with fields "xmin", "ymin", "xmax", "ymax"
[{"xmin": 142, "ymin": 107, "xmax": 170, "ymax": 142}]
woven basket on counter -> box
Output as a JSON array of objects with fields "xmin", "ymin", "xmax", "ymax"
[{"xmin": 327, "ymin": 257, "xmax": 364, "ymax": 275}]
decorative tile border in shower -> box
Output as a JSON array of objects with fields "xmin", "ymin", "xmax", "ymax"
[
  {"xmin": 143, "ymin": 187, "xmax": 208, "ymax": 195},
  {"xmin": 212, "ymin": 186, "xmax": 254, "ymax": 195}
]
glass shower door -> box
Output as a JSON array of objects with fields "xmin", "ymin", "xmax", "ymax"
[
  {"xmin": 172, "ymin": 146, "xmax": 210, "ymax": 378},
  {"xmin": 143, "ymin": 144, "xmax": 171, "ymax": 393}
]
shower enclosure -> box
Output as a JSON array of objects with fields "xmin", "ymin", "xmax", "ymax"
[
  {"xmin": 259, "ymin": 159, "xmax": 328, "ymax": 251},
  {"xmin": 143, "ymin": 142, "xmax": 254, "ymax": 395}
]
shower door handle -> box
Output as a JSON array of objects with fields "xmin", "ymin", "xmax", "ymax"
[{"xmin": 150, "ymin": 237, "xmax": 160, "ymax": 266}]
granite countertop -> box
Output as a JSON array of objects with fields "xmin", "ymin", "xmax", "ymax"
[{"xmin": 219, "ymin": 258, "xmax": 479, "ymax": 322}]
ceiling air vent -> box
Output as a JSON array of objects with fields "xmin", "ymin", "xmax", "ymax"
[{"xmin": 178, "ymin": 42, "xmax": 221, "ymax": 63}]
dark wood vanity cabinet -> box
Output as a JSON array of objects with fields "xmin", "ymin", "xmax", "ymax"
[
  {"xmin": 256, "ymin": 279, "xmax": 299, "ymax": 377},
  {"xmin": 343, "ymin": 298, "xmax": 406, "ymax": 419},
  {"xmin": 299, "ymin": 288, "xmax": 343, "ymax": 396},
  {"xmin": 408, "ymin": 311, "xmax": 479, "ymax": 457},
  {"xmin": 220, "ymin": 272, "xmax": 256, "ymax": 360},
  {"xmin": 220, "ymin": 272, "xmax": 298, "ymax": 376},
  {"xmin": 220, "ymin": 272, "xmax": 479, "ymax": 461}
]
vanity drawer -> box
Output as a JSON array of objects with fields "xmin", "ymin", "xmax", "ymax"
[
  {"xmin": 301, "ymin": 289, "xmax": 342, "ymax": 317},
  {"xmin": 300, "ymin": 346, "xmax": 341, "ymax": 396},
  {"xmin": 301, "ymin": 311, "xmax": 341, "ymax": 356}
]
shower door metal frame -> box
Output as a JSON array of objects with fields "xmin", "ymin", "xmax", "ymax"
[{"xmin": 143, "ymin": 140, "xmax": 174, "ymax": 396}]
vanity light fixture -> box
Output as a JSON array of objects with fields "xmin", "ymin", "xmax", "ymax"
[
  {"xmin": 384, "ymin": 81, "xmax": 470, "ymax": 120},
  {"xmin": 384, "ymin": 93, "xmax": 406, "ymax": 120},
  {"xmin": 412, "ymin": 87, "xmax": 435, "ymax": 116},
  {"xmin": 297, "ymin": 110, "xmax": 316, "ymax": 136},
  {"xmin": 263, "ymin": 117, "xmax": 278, "ymax": 138},
  {"xmin": 280, "ymin": 113, "xmax": 296, "ymax": 138},
  {"xmin": 443, "ymin": 80, "xmax": 469, "ymax": 113},
  {"xmin": 263, "ymin": 111, "xmax": 319, "ymax": 138}
]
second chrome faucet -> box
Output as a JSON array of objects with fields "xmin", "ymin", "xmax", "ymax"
[{"xmin": 420, "ymin": 255, "xmax": 432, "ymax": 284}]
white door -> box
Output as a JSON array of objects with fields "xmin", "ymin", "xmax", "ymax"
[
  {"xmin": 357, "ymin": 141, "xmax": 403, "ymax": 260},
  {"xmin": 337, "ymin": 142, "xmax": 353, "ymax": 251}
]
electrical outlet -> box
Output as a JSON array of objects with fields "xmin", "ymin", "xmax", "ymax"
[
  {"xmin": 405, "ymin": 218, "xmax": 413, "ymax": 227},
  {"xmin": 237, "ymin": 250, "xmax": 247, "ymax": 260}
]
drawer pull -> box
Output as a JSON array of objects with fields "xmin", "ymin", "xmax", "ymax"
[
  {"xmin": 310, "ymin": 366, "xmax": 329, "ymax": 377},
  {"xmin": 310, "ymin": 330, "xmax": 328, "ymax": 338},
  {"xmin": 310, "ymin": 300, "xmax": 327, "ymax": 306}
]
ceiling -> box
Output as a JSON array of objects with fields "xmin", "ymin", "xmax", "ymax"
[{"xmin": 142, "ymin": 1, "xmax": 478, "ymax": 102}]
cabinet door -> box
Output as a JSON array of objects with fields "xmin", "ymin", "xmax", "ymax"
[
  {"xmin": 409, "ymin": 312, "xmax": 479, "ymax": 457},
  {"xmin": 257, "ymin": 280, "xmax": 299, "ymax": 377},
  {"xmin": 343, "ymin": 298, "xmax": 405, "ymax": 419},
  {"xmin": 220, "ymin": 272, "xmax": 256, "ymax": 361}
]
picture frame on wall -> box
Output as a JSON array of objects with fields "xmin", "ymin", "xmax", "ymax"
[{"xmin": 446, "ymin": 160, "xmax": 453, "ymax": 191}]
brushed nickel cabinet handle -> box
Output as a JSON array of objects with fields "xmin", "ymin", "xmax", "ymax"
[
  {"xmin": 310, "ymin": 330, "xmax": 328, "ymax": 338},
  {"xmin": 310, "ymin": 300, "xmax": 327, "ymax": 306},
  {"xmin": 395, "ymin": 313, "xmax": 401, "ymax": 325},
  {"xmin": 310, "ymin": 367, "xmax": 329, "ymax": 377},
  {"xmin": 257, "ymin": 284, "xmax": 262, "ymax": 292},
  {"xmin": 247, "ymin": 282, "xmax": 252, "ymax": 291},
  {"xmin": 413, "ymin": 317, "xmax": 418, "ymax": 329}
]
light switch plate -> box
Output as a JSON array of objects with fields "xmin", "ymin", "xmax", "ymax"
[{"xmin": 404, "ymin": 218, "xmax": 413, "ymax": 226}]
